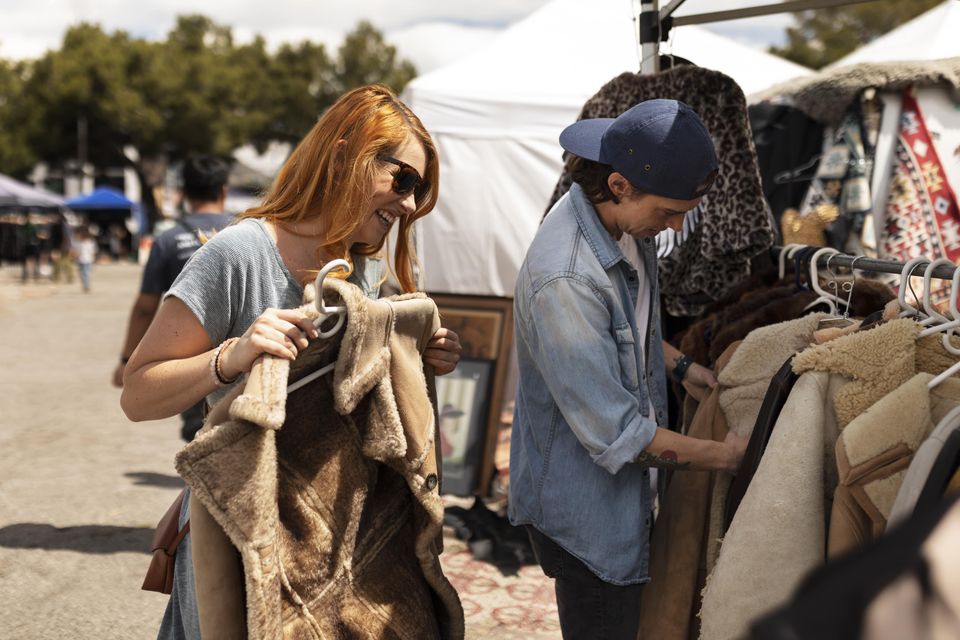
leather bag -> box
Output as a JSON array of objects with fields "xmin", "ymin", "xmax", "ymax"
[{"xmin": 141, "ymin": 488, "xmax": 191, "ymax": 594}]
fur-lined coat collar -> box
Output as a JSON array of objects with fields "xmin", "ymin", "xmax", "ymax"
[
  {"xmin": 831, "ymin": 373, "xmax": 960, "ymax": 553},
  {"xmin": 751, "ymin": 57, "xmax": 960, "ymax": 124},
  {"xmin": 176, "ymin": 279, "xmax": 464, "ymax": 639}
]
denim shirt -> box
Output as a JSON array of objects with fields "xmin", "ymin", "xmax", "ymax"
[{"xmin": 508, "ymin": 183, "xmax": 667, "ymax": 585}]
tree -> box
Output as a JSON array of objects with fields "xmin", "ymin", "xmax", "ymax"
[
  {"xmin": 0, "ymin": 16, "xmax": 417, "ymax": 224},
  {"xmin": 771, "ymin": 0, "xmax": 942, "ymax": 69},
  {"xmin": 333, "ymin": 21, "xmax": 417, "ymax": 97},
  {"xmin": 0, "ymin": 59, "xmax": 35, "ymax": 177}
]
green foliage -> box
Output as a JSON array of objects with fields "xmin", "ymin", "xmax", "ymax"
[
  {"xmin": 0, "ymin": 16, "xmax": 418, "ymax": 177},
  {"xmin": 770, "ymin": 0, "xmax": 943, "ymax": 69},
  {"xmin": 333, "ymin": 21, "xmax": 417, "ymax": 97},
  {"xmin": 0, "ymin": 59, "xmax": 35, "ymax": 176}
]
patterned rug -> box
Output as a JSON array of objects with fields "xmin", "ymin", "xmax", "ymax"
[
  {"xmin": 440, "ymin": 529, "xmax": 560, "ymax": 640},
  {"xmin": 439, "ymin": 416, "xmax": 561, "ymax": 639}
]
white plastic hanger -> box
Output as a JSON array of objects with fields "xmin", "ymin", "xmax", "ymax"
[
  {"xmin": 804, "ymin": 247, "xmax": 843, "ymax": 315},
  {"xmin": 898, "ymin": 257, "xmax": 930, "ymax": 319},
  {"xmin": 777, "ymin": 243, "xmax": 804, "ymax": 280},
  {"xmin": 917, "ymin": 258, "xmax": 954, "ymax": 328},
  {"xmin": 287, "ymin": 259, "xmax": 350, "ymax": 394},
  {"xmin": 919, "ymin": 261, "xmax": 960, "ymax": 337}
]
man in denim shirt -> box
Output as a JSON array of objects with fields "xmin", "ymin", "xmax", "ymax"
[{"xmin": 510, "ymin": 100, "xmax": 747, "ymax": 640}]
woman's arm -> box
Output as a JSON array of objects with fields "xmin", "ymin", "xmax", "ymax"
[
  {"xmin": 121, "ymin": 297, "xmax": 319, "ymax": 421},
  {"xmin": 121, "ymin": 297, "xmax": 220, "ymax": 421}
]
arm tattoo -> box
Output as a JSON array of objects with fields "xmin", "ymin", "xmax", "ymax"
[{"xmin": 635, "ymin": 449, "xmax": 691, "ymax": 470}]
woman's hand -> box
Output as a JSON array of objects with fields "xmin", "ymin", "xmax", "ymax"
[
  {"xmin": 219, "ymin": 308, "xmax": 320, "ymax": 379},
  {"xmin": 424, "ymin": 328, "xmax": 461, "ymax": 376},
  {"xmin": 682, "ymin": 361, "xmax": 718, "ymax": 403}
]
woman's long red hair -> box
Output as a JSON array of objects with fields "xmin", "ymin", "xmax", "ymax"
[{"xmin": 239, "ymin": 84, "xmax": 438, "ymax": 293}]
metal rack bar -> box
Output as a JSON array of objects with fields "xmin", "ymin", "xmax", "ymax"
[{"xmin": 770, "ymin": 246, "xmax": 959, "ymax": 280}]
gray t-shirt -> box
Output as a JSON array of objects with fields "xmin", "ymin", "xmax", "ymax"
[
  {"xmin": 166, "ymin": 217, "xmax": 305, "ymax": 407},
  {"xmin": 165, "ymin": 217, "xmax": 385, "ymax": 407}
]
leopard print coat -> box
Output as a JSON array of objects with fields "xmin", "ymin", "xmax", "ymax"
[{"xmin": 545, "ymin": 66, "xmax": 775, "ymax": 316}]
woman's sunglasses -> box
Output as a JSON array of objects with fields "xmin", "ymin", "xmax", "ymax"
[{"xmin": 379, "ymin": 155, "xmax": 430, "ymax": 201}]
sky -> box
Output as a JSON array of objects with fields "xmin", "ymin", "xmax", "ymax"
[{"xmin": 0, "ymin": 0, "xmax": 796, "ymax": 72}]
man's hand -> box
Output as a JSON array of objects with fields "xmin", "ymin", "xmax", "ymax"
[
  {"xmin": 424, "ymin": 328, "xmax": 461, "ymax": 375},
  {"xmin": 722, "ymin": 429, "xmax": 748, "ymax": 474},
  {"xmin": 682, "ymin": 361, "xmax": 717, "ymax": 402}
]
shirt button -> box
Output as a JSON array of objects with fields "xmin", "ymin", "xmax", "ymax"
[{"xmin": 424, "ymin": 474, "xmax": 438, "ymax": 491}]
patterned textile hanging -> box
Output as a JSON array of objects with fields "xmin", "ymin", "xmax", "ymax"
[{"xmin": 880, "ymin": 90, "xmax": 960, "ymax": 306}]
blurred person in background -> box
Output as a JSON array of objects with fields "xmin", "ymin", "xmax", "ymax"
[
  {"xmin": 112, "ymin": 155, "xmax": 234, "ymax": 442},
  {"xmin": 73, "ymin": 225, "xmax": 97, "ymax": 292}
]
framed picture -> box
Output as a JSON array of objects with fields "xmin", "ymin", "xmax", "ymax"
[
  {"xmin": 435, "ymin": 359, "xmax": 492, "ymax": 496},
  {"xmin": 429, "ymin": 293, "xmax": 514, "ymax": 496}
]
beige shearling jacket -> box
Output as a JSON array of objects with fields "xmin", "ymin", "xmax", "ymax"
[
  {"xmin": 700, "ymin": 319, "xmax": 960, "ymax": 640},
  {"xmin": 175, "ymin": 279, "xmax": 464, "ymax": 640}
]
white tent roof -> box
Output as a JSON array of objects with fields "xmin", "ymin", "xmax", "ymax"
[
  {"xmin": 405, "ymin": 0, "xmax": 810, "ymax": 296},
  {"xmin": 829, "ymin": 0, "xmax": 960, "ymax": 68},
  {"xmin": 0, "ymin": 173, "xmax": 65, "ymax": 209}
]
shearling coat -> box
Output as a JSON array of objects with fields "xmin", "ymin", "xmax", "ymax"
[
  {"xmin": 704, "ymin": 313, "xmax": 826, "ymax": 574},
  {"xmin": 700, "ymin": 319, "xmax": 960, "ymax": 640},
  {"xmin": 637, "ymin": 315, "xmax": 825, "ymax": 640},
  {"xmin": 829, "ymin": 373, "xmax": 960, "ymax": 557},
  {"xmin": 175, "ymin": 279, "xmax": 464, "ymax": 640}
]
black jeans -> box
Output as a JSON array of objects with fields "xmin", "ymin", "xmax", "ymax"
[{"xmin": 525, "ymin": 526, "xmax": 644, "ymax": 640}]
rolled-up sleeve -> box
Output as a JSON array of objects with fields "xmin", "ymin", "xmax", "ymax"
[{"xmin": 521, "ymin": 274, "xmax": 656, "ymax": 474}]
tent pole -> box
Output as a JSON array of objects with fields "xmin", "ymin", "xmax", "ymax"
[{"xmin": 639, "ymin": 0, "xmax": 661, "ymax": 74}]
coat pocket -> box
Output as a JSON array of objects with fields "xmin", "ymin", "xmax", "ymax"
[{"xmin": 614, "ymin": 325, "xmax": 640, "ymax": 391}]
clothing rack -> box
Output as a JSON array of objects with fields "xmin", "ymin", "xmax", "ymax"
[{"xmin": 770, "ymin": 245, "xmax": 960, "ymax": 281}]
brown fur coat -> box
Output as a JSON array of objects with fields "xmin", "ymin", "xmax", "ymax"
[{"xmin": 175, "ymin": 279, "xmax": 464, "ymax": 639}]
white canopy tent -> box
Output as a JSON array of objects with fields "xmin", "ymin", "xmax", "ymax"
[
  {"xmin": 404, "ymin": 0, "xmax": 812, "ymax": 296},
  {"xmin": 828, "ymin": 0, "xmax": 960, "ymax": 68}
]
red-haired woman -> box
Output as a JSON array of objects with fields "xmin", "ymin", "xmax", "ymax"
[{"xmin": 121, "ymin": 84, "xmax": 461, "ymax": 639}]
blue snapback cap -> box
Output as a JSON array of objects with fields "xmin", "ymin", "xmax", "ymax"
[{"xmin": 559, "ymin": 99, "xmax": 718, "ymax": 201}]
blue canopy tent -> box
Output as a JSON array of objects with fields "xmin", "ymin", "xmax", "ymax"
[
  {"xmin": 66, "ymin": 186, "xmax": 134, "ymax": 210},
  {"xmin": 66, "ymin": 187, "xmax": 139, "ymax": 260}
]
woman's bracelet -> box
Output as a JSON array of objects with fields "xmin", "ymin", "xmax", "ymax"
[{"xmin": 211, "ymin": 337, "xmax": 241, "ymax": 387}]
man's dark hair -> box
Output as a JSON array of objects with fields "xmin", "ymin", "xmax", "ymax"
[
  {"xmin": 567, "ymin": 155, "xmax": 643, "ymax": 205},
  {"xmin": 182, "ymin": 155, "xmax": 231, "ymax": 202}
]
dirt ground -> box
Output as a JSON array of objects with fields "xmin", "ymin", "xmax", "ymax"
[
  {"xmin": 0, "ymin": 261, "xmax": 561, "ymax": 640},
  {"xmin": 0, "ymin": 262, "xmax": 184, "ymax": 639}
]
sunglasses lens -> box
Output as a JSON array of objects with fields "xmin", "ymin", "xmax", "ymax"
[
  {"xmin": 394, "ymin": 167, "xmax": 420, "ymax": 195},
  {"xmin": 415, "ymin": 180, "xmax": 430, "ymax": 201}
]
